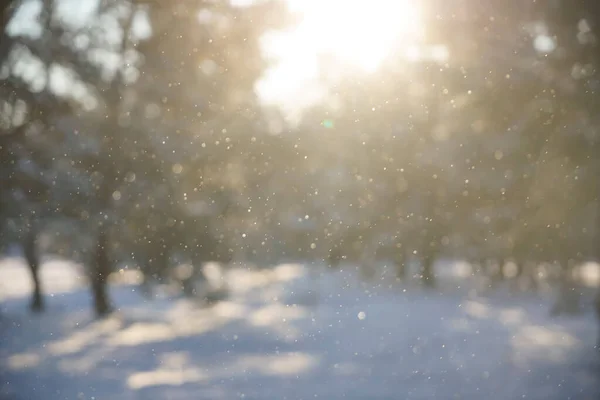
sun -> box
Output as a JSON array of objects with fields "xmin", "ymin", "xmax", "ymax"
[
  {"xmin": 287, "ymin": 0, "xmax": 423, "ymax": 72},
  {"xmin": 256, "ymin": 0, "xmax": 423, "ymax": 118}
]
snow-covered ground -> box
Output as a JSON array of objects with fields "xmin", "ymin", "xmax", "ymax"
[{"xmin": 1, "ymin": 257, "xmax": 600, "ymax": 400}]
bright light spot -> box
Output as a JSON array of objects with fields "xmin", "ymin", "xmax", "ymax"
[
  {"xmin": 358, "ymin": 311, "xmax": 366, "ymax": 320},
  {"xmin": 256, "ymin": 0, "xmax": 423, "ymax": 119},
  {"xmin": 534, "ymin": 35, "xmax": 556, "ymax": 53},
  {"xmin": 431, "ymin": 45, "xmax": 450, "ymax": 62},
  {"xmin": 578, "ymin": 262, "xmax": 600, "ymax": 287},
  {"xmin": 172, "ymin": 163, "xmax": 183, "ymax": 174},
  {"xmin": 7, "ymin": 1, "xmax": 43, "ymax": 37}
]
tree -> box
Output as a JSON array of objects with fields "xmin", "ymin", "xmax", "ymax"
[{"xmin": 2, "ymin": 0, "xmax": 294, "ymax": 310}]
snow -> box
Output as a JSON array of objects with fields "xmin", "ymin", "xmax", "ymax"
[{"xmin": 1, "ymin": 257, "xmax": 600, "ymax": 400}]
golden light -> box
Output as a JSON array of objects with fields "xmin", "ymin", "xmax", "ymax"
[{"xmin": 256, "ymin": 0, "xmax": 423, "ymax": 117}]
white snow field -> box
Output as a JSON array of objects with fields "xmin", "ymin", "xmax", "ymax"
[{"xmin": 1, "ymin": 256, "xmax": 600, "ymax": 400}]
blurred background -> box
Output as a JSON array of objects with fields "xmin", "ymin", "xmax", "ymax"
[{"xmin": 2, "ymin": 0, "xmax": 600, "ymax": 399}]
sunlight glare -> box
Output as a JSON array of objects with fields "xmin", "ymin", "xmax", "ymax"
[{"xmin": 256, "ymin": 0, "xmax": 423, "ymax": 118}]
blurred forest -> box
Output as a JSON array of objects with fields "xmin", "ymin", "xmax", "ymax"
[{"xmin": 2, "ymin": 0, "xmax": 600, "ymax": 317}]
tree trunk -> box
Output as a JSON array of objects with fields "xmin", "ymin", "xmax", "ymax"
[
  {"xmin": 23, "ymin": 226, "xmax": 43, "ymax": 312},
  {"xmin": 181, "ymin": 276, "xmax": 196, "ymax": 297},
  {"xmin": 91, "ymin": 229, "xmax": 112, "ymax": 317}
]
